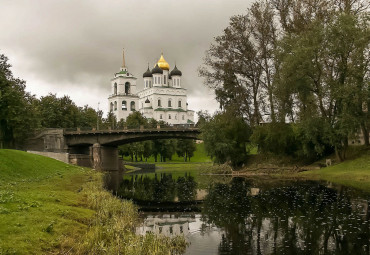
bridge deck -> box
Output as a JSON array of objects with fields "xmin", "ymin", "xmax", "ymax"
[{"xmin": 64, "ymin": 128, "xmax": 200, "ymax": 136}]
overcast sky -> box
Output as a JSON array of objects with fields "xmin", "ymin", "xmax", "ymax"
[{"xmin": 0, "ymin": 0, "xmax": 253, "ymax": 120}]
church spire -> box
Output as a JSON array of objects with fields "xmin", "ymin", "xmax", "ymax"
[{"xmin": 122, "ymin": 48, "xmax": 126, "ymax": 68}]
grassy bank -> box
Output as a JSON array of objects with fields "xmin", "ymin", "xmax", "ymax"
[
  {"xmin": 0, "ymin": 150, "xmax": 186, "ymax": 254},
  {"xmin": 299, "ymin": 151, "xmax": 370, "ymax": 192}
]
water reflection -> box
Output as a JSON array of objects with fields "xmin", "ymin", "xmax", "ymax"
[
  {"xmin": 119, "ymin": 173, "xmax": 198, "ymax": 203},
  {"xmin": 122, "ymin": 174, "xmax": 370, "ymax": 255},
  {"xmin": 137, "ymin": 213, "xmax": 196, "ymax": 237}
]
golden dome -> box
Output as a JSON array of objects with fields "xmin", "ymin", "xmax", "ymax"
[{"xmin": 156, "ymin": 53, "xmax": 170, "ymax": 71}]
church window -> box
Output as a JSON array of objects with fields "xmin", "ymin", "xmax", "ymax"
[
  {"xmin": 145, "ymin": 80, "xmax": 148, "ymax": 88},
  {"xmin": 164, "ymin": 75, "xmax": 166, "ymax": 84},
  {"xmin": 160, "ymin": 114, "xmax": 163, "ymax": 119},
  {"xmin": 114, "ymin": 101, "xmax": 117, "ymax": 111},
  {"xmin": 159, "ymin": 77, "xmax": 161, "ymax": 84},
  {"xmin": 158, "ymin": 99, "xmax": 161, "ymax": 107},
  {"xmin": 130, "ymin": 101, "xmax": 135, "ymax": 111},
  {"xmin": 154, "ymin": 77, "xmax": 157, "ymax": 84},
  {"xmin": 122, "ymin": 101, "xmax": 127, "ymax": 110},
  {"xmin": 169, "ymin": 114, "xmax": 171, "ymax": 119},
  {"xmin": 125, "ymin": 82, "xmax": 130, "ymax": 95},
  {"xmin": 168, "ymin": 99, "xmax": 172, "ymax": 107},
  {"xmin": 150, "ymin": 81, "xmax": 152, "ymax": 87},
  {"xmin": 178, "ymin": 79, "xmax": 180, "ymax": 86},
  {"xmin": 142, "ymin": 103, "xmax": 143, "ymax": 108},
  {"xmin": 175, "ymin": 115, "xmax": 177, "ymax": 120},
  {"xmin": 110, "ymin": 102, "xmax": 114, "ymax": 111},
  {"xmin": 182, "ymin": 115, "xmax": 185, "ymax": 120},
  {"xmin": 114, "ymin": 82, "xmax": 117, "ymax": 95},
  {"xmin": 178, "ymin": 100, "xmax": 182, "ymax": 108}
]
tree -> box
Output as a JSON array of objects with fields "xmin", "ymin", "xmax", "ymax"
[
  {"xmin": 276, "ymin": 11, "xmax": 369, "ymax": 160},
  {"xmin": 126, "ymin": 111, "xmax": 148, "ymax": 128},
  {"xmin": 0, "ymin": 54, "xmax": 39, "ymax": 148},
  {"xmin": 142, "ymin": 141, "xmax": 152, "ymax": 161},
  {"xmin": 78, "ymin": 105, "xmax": 99, "ymax": 129},
  {"xmin": 176, "ymin": 139, "xmax": 197, "ymax": 162},
  {"xmin": 199, "ymin": 0, "xmax": 278, "ymax": 125},
  {"xmin": 102, "ymin": 111, "xmax": 117, "ymax": 130},
  {"xmin": 200, "ymin": 111, "xmax": 252, "ymax": 168}
]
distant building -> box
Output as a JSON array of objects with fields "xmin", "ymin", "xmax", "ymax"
[{"xmin": 108, "ymin": 50, "xmax": 195, "ymax": 125}]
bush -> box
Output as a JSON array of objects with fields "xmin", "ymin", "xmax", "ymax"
[{"xmin": 251, "ymin": 123, "xmax": 298, "ymax": 156}]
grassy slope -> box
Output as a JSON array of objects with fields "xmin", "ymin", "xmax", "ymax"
[
  {"xmin": 299, "ymin": 150, "xmax": 370, "ymax": 192},
  {"xmin": 0, "ymin": 150, "xmax": 187, "ymax": 255},
  {"xmin": 0, "ymin": 150, "xmax": 94, "ymax": 254}
]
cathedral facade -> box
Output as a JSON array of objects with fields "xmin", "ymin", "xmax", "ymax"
[{"xmin": 108, "ymin": 51, "xmax": 194, "ymax": 125}]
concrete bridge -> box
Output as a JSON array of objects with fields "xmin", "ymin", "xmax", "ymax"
[{"xmin": 26, "ymin": 127, "xmax": 200, "ymax": 172}]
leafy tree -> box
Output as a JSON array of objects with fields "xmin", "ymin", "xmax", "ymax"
[
  {"xmin": 126, "ymin": 111, "xmax": 148, "ymax": 128},
  {"xmin": 199, "ymin": 0, "xmax": 278, "ymax": 125},
  {"xmin": 142, "ymin": 141, "xmax": 152, "ymax": 161},
  {"xmin": 176, "ymin": 139, "xmax": 197, "ymax": 162},
  {"xmin": 276, "ymin": 12, "xmax": 369, "ymax": 160},
  {"xmin": 37, "ymin": 94, "xmax": 81, "ymax": 128},
  {"xmin": 200, "ymin": 111, "xmax": 252, "ymax": 168},
  {"xmin": 0, "ymin": 54, "xmax": 39, "ymax": 148},
  {"xmin": 78, "ymin": 105, "xmax": 99, "ymax": 129},
  {"xmin": 102, "ymin": 111, "xmax": 117, "ymax": 130},
  {"xmin": 250, "ymin": 123, "xmax": 298, "ymax": 156}
]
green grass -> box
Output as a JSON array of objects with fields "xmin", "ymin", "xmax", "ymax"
[
  {"xmin": 299, "ymin": 150, "xmax": 370, "ymax": 192},
  {"xmin": 0, "ymin": 149, "xmax": 95, "ymax": 254},
  {"xmin": 0, "ymin": 150, "xmax": 187, "ymax": 254}
]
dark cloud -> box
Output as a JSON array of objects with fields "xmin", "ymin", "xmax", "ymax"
[{"xmin": 0, "ymin": 0, "xmax": 252, "ymax": 115}]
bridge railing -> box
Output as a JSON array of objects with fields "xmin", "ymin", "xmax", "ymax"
[{"xmin": 64, "ymin": 124, "xmax": 197, "ymax": 134}]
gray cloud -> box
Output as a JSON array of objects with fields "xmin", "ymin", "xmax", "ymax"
[{"xmin": 0, "ymin": 0, "xmax": 252, "ymax": 116}]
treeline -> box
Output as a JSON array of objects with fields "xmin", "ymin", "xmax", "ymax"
[
  {"xmin": 0, "ymin": 53, "xmax": 110, "ymax": 148},
  {"xmin": 117, "ymin": 112, "xmax": 196, "ymax": 162},
  {"xmin": 199, "ymin": 0, "xmax": 369, "ymax": 166},
  {"xmin": 0, "ymin": 54, "xmax": 117, "ymax": 147}
]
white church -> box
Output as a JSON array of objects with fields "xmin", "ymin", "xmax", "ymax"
[{"xmin": 108, "ymin": 50, "xmax": 195, "ymax": 125}]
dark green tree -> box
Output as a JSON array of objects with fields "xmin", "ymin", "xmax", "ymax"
[
  {"xmin": 0, "ymin": 54, "xmax": 39, "ymax": 148},
  {"xmin": 176, "ymin": 139, "xmax": 197, "ymax": 162},
  {"xmin": 200, "ymin": 111, "xmax": 252, "ymax": 168}
]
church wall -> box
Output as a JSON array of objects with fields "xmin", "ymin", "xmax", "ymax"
[
  {"xmin": 111, "ymin": 77, "xmax": 137, "ymax": 95},
  {"xmin": 108, "ymin": 95, "xmax": 139, "ymax": 121}
]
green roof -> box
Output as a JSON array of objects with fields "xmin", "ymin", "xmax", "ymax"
[
  {"xmin": 117, "ymin": 70, "xmax": 127, "ymax": 74},
  {"xmin": 187, "ymin": 119, "xmax": 195, "ymax": 124}
]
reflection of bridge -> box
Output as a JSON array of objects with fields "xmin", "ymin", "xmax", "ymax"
[{"xmin": 26, "ymin": 127, "xmax": 200, "ymax": 172}]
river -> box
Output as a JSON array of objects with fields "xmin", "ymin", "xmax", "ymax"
[{"xmin": 119, "ymin": 168, "xmax": 370, "ymax": 255}]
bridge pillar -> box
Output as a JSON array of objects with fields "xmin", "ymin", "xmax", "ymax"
[{"xmin": 92, "ymin": 143, "xmax": 119, "ymax": 171}]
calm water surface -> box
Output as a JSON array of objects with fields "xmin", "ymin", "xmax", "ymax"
[{"xmin": 119, "ymin": 170, "xmax": 370, "ymax": 255}]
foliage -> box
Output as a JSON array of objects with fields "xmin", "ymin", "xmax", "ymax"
[
  {"xmin": 0, "ymin": 54, "xmax": 39, "ymax": 148},
  {"xmin": 276, "ymin": 11, "xmax": 370, "ymax": 160},
  {"xmin": 200, "ymin": 0, "xmax": 369, "ymax": 162},
  {"xmin": 176, "ymin": 139, "xmax": 197, "ymax": 162},
  {"xmin": 251, "ymin": 123, "xmax": 298, "ymax": 156},
  {"xmin": 199, "ymin": 1, "xmax": 278, "ymax": 125},
  {"xmin": 200, "ymin": 111, "xmax": 252, "ymax": 168}
]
